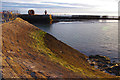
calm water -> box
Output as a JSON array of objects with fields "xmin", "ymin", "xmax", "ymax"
[{"xmin": 33, "ymin": 20, "xmax": 118, "ymax": 62}]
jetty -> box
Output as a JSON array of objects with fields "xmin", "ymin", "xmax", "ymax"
[
  {"xmin": 18, "ymin": 10, "xmax": 119, "ymax": 24},
  {"xmin": 53, "ymin": 15, "xmax": 119, "ymax": 22},
  {"xmin": 18, "ymin": 14, "xmax": 53, "ymax": 24},
  {"xmin": 18, "ymin": 14, "xmax": 119, "ymax": 24}
]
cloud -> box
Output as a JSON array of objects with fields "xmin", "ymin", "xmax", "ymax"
[
  {"xmin": 2, "ymin": 0, "xmax": 118, "ymax": 10},
  {"xmin": 2, "ymin": 1, "xmax": 94, "ymax": 8},
  {"xmin": 1, "ymin": 0, "xmax": 118, "ymax": 16},
  {"xmin": 2, "ymin": 2, "xmax": 70, "ymax": 8}
]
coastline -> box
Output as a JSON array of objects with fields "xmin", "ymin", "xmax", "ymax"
[{"xmin": 2, "ymin": 18, "xmax": 118, "ymax": 78}]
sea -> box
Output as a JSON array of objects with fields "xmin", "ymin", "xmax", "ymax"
[{"xmin": 33, "ymin": 20, "xmax": 118, "ymax": 62}]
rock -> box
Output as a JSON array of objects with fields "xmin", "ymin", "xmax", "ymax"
[
  {"xmin": 88, "ymin": 55, "xmax": 120, "ymax": 76},
  {"xmin": 89, "ymin": 55, "xmax": 111, "ymax": 64},
  {"xmin": 109, "ymin": 63, "xmax": 115, "ymax": 66},
  {"xmin": 92, "ymin": 61, "xmax": 96, "ymax": 64},
  {"xmin": 102, "ymin": 64, "xmax": 108, "ymax": 68},
  {"xmin": 105, "ymin": 68, "xmax": 112, "ymax": 73},
  {"xmin": 89, "ymin": 55, "xmax": 96, "ymax": 59},
  {"xmin": 105, "ymin": 64, "xmax": 120, "ymax": 76},
  {"xmin": 111, "ymin": 65, "xmax": 120, "ymax": 76},
  {"xmin": 115, "ymin": 64, "xmax": 119, "ymax": 66}
]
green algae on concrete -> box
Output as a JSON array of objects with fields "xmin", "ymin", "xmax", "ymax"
[
  {"xmin": 29, "ymin": 30, "xmax": 101, "ymax": 78},
  {"xmin": 29, "ymin": 30, "xmax": 83, "ymax": 71}
]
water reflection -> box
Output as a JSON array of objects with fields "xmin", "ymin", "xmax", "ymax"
[{"xmin": 99, "ymin": 20, "xmax": 118, "ymax": 23}]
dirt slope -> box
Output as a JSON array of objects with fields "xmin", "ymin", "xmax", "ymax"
[{"xmin": 2, "ymin": 18, "xmax": 117, "ymax": 79}]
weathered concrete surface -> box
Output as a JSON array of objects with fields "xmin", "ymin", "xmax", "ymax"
[{"xmin": 2, "ymin": 18, "xmax": 118, "ymax": 79}]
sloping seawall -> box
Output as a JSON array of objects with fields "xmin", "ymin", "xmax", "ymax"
[{"xmin": 2, "ymin": 18, "xmax": 117, "ymax": 79}]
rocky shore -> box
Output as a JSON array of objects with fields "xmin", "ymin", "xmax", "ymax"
[
  {"xmin": 88, "ymin": 55, "xmax": 120, "ymax": 76},
  {"xmin": 2, "ymin": 18, "xmax": 119, "ymax": 79}
]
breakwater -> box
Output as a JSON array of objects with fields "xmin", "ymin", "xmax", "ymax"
[
  {"xmin": 18, "ymin": 14, "xmax": 119, "ymax": 24},
  {"xmin": 18, "ymin": 14, "xmax": 53, "ymax": 24},
  {"xmin": 53, "ymin": 15, "xmax": 119, "ymax": 22}
]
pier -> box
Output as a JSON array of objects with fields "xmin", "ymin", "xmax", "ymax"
[
  {"xmin": 18, "ymin": 14, "xmax": 119, "ymax": 24},
  {"xmin": 18, "ymin": 14, "xmax": 53, "ymax": 24},
  {"xmin": 53, "ymin": 15, "xmax": 119, "ymax": 22}
]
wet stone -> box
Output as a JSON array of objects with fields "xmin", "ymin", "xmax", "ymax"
[{"xmin": 88, "ymin": 55, "xmax": 120, "ymax": 76}]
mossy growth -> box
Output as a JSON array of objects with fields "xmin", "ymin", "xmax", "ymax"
[{"xmin": 28, "ymin": 30, "xmax": 101, "ymax": 77}]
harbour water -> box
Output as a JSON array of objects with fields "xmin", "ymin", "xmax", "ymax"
[{"xmin": 33, "ymin": 20, "xmax": 118, "ymax": 62}]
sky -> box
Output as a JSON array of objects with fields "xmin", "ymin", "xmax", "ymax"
[{"xmin": 2, "ymin": 0, "xmax": 120, "ymax": 16}]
